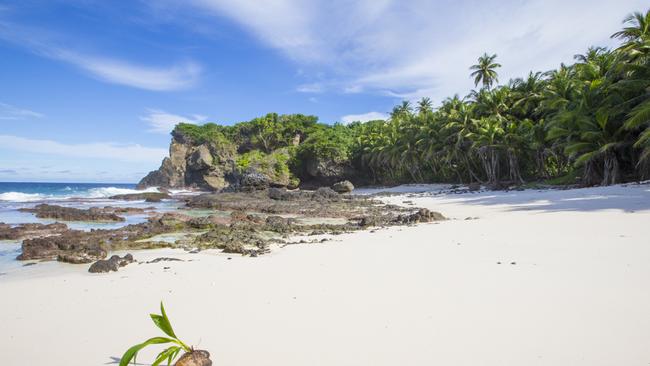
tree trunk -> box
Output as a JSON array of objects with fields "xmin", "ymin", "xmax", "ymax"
[
  {"xmin": 507, "ymin": 150, "xmax": 524, "ymax": 184},
  {"xmin": 602, "ymin": 152, "xmax": 620, "ymax": 186}
]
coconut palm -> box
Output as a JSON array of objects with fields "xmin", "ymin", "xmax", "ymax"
[
  {"xmin": 612, "ymin": 10, "xmax": 650, "ymax": 56},
  {"xmin": 417, "ymin": 97, "xmax": 433, "ymax": 115},
  {"xmin": 470, "ymin": 53, "xmax": 502, "ymax": 90}
]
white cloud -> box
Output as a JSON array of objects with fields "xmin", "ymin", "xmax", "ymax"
[
  {"xmin": 0, "ymin": 22, "xmax": 201, "ymax": 91},
  {"xmin": 296, "ymin": 82, "xmax": 323, "ymax": 93},
  {"xmin": 0, "ymin": 135, "xmax": 166, "ymax": 163},
  {"xmin": 341, "ymin": 111, "xmax": 388, "ymax": 124},
  {"xmin": 184, "ymin": 0, "xmax": 647, "ymax": 101},
  {"xmin": 54, "ymin": 50, "xmax": 202, "ymax": 91},
  {"xmin": 0, "ymin": 102, "xmax": 43, "ymax": 120},
  {"xmin": 140, "ymin": 109, "xmax": 208, "ymax": 134}
]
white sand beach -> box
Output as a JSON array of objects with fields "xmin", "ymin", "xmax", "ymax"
[{"xmin": 1, "ymin": 183, "xmax": 649, "ymax": 366}]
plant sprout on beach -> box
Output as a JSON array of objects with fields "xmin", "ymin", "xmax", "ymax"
[{"xmin": 119, "ymin": 302, "xmax": 192, "ymax": 366}]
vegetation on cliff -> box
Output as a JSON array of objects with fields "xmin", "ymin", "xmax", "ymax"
[{"xmin": 158, "ymin": 9, "xmax": 650, "ymax": 188}]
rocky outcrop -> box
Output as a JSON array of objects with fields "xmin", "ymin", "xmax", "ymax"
[
  {"xmin": 301, "ymin": 156, "xmax": 357, "ymax": 187},
  {"xmin": 18, "ymin": 231, "xmax": 109, "ymax": 261},
  {"xmin": 394, "ymin": 208, "xmax": 446, "ymax": 224},
  {"xmin": 110, "ymin": 192, "xmax": 171, "ymax": 202},
  {"xmin": 332, "ymin": 180, "xmax": 354, "ymax": 193},
  {"xmin": 19, "ymin": 204, "xmax": 125, "ymax": 222},
  {"xmin": 88, "ymin": 254, "xmax": 134, "ymax": 273},
  {"xmin": 138, "ymin": 125, "xmax": 354, "ymax": 192},
  {"xmin": 138, "ymin": 129, "xmax": 238, "ymax": 191},
  {"xmin": 0, "ymin": 222, "xmax": 68, "ymax": 240}
]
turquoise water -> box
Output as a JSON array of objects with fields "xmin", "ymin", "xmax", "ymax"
[{"xmin": 0, "ymin": 182, "xmax": 187, "ymax": 272}]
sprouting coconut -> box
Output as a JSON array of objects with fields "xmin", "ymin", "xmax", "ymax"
[
  {"xmin": 175, "ymin": 349, "xmax": 212, "ymax": 366},
  {"xmin": 119, "ymin": 302, "xmax": 212, "ymax": 366}
]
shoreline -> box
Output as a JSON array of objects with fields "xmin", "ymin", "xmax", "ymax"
[{"xmin": 1, "ymin": 183, "xmax": 649, "ymax": 365}]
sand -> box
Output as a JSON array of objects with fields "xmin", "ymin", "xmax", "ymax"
[{"xmin": 1, "ymin": 183, "xmax": 649, "ymax": 365}]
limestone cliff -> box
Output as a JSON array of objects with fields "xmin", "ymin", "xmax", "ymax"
[
  {"xmin": 138, "ymin": 129, "xmax": 237, "ymax": 191},
  {"xmin": 139, "ymin": 122, "xmax": 359, "ymax": 191}
]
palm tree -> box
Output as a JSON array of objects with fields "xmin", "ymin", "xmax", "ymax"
[
  {"xmin": 470, "ymin": 53, "xmax": 502, "ymax": 90},
  {"xmin": 390, "ymin": 101, "xmax": 413, "ymax": 119},
  {"xmin": 417, "ymin": 97, "xmax": 433, "ymax": 115},
  {"xmin": 467, "ymin": 116, "xmax": 505, "ymax": 185},
  {"xmin": 611, "ymin": 10, "xmax": 650, "ymax": 56},
  {"xmin": 613, "ymin": 10, "xmax": 650, "ymax": 177}
]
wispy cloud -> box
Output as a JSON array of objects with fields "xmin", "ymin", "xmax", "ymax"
[
  {"xmin": 184, "ymin": 0, "xmax": 646, "ymax": 101},
  {"xmin": 0, "ymin": 102, "xmax": 43, "ymax": 120},
  {"xmin": 140, "ymin": 109, "xmax": 208, "ymax": 134},
  {"xmin": 340, "ymin": 111, "xmax": 388, "ymax": 124},
  {"xmin": 53, "ymin": 50, "xmax": 202, "ymax": 91},
  {"xmin": 296, "ymin": 82, "xmax": 323, "ymax": 93},
  {"xmin": 0, "ymin": 22, "xmax": 201, "ymax": 91},
  {"xmin": 0, "ymin": 135, "xmax": 166, "ymax": 163}
]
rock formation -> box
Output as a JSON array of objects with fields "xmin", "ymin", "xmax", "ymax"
[
  {"xmin": 19, "ymin": 204, "xmax": 125, "ymax": 222},
  {"xmin": 138, "ymin": 125, "xmax": 358, "ymax": 192},
  {"xmin": 332, "ymin": 180, "xmax": 354, "ymax": 193},
  {"xmin": 138, "ymin": 129, "xmax": 238, "ymax": 191},
  {"xmin": 88, "ymin": 254, "xmax": 134, "ymax": 273}
]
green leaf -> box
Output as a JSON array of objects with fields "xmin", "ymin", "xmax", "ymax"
[
  {"xmin": 150, "ymin": 302, "xmax": 177, "ymax": 339},
  {"xmin": 625, "ymin": 100, "xmax": 650, "ymax": 130},
  {"xmin": 574, "ymin": 151, "xmax": 598, "ymax": 167},
  {"xmin": 152, "ymin": 346, "xmax": 181, "ymax": 366},
  {"xmin": 119, "ymin": 337, "xmax": 175, "ymax": 366}
]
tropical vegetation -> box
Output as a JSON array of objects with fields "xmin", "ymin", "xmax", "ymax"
[{"xmin": 175, "ymin": 9, "xmax": 650, "ymax": 187}]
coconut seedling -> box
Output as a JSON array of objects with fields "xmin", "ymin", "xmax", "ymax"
[{"xmin": 119, "ymin": 302, "xmax": 212, "ymax": 366}]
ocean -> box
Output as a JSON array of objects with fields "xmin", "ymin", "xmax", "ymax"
[
  {"xmin": 0, "ymin": 182, "xmax": 139, "ymax": 202},
  {"xmin": 0, "ymin": 182, "xmax": 184, "ymax": 273}
]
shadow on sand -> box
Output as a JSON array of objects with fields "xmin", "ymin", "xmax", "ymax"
[{"xmin": 444, "ymin": 183, "xmax": 650, "ymax": 213}]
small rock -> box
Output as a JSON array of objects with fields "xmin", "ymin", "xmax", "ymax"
[
  {"xmin": 331, "ymin": 180, "xmax": 354, "ymax": 193},
  {"xmin": 88, "ymin": 254, "xmax": 134, "ymax": 273},
  {"xmin": 147, "ymin": 257, "xmax": 183, "ymax": 264}
]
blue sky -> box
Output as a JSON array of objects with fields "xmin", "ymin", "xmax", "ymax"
[{"xmin": 0, "ymin": 0, "xmax": 646, "ymax": 183}]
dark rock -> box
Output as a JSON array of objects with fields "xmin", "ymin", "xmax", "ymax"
[
  {"xmin": 312, "ymin": 187, "xmax": 340, "ymax": 201},
  {"xmin": 358, "ymin": 215, "xmax": 389, "ymax": 228},
  {"xmin": 19, "ymin": 204, "xmax": 125, "ymax": 222},
  {"xmin": 302, "ymin": 156, "xmax": 356, "ymax": 186},
  {"xmin": 332, "ymin": 180, "xmax": 354, "ymax": 193},
  {"xmin": 109, "ymin": 192, "xmax": 171, "ymax": 202},
  {"xmin": 238, "ymin": 170, "xmax": 270, "ymax": 190},
  {"xmin": 468, "ymin": 182, "xmax": 481, "ymax": 191},
  {"xmin": 0, "ymin": 222, "xmax": 68, "ymax": 240},
  {"xmin": 230, "ymin": 210, "xmax": 263, "ymax": 224},
  {"xmin": 394, "ymin": 208, "xmax": 445, "ymax": 224},
  {"xmin": 16, "ymin": 214, "xmax": 194, "ymax": 262},
  {"xmin": 187, "ymin": 215, "xmax": 229, "ymax": 228},
  {"xmin": 265, "ymin": 215, "xmax": 296, "ymax": 232},
  {"xmin": 19, "ymin": 232, "xmax": 110, "ymax": 261},
  {"xmin": 58, "ymin": 250, "xmax": 107, "ymax": 264},
  {"xmin": 88, "ymin": 254, "xmax": 134, "ymax": 273},
  {"xmin": 175, "ymin": 350, "xmax": 212, "ymax": 366}
]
